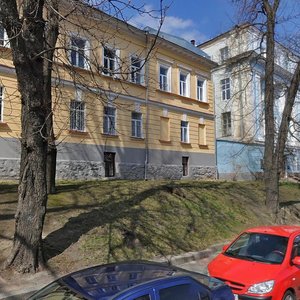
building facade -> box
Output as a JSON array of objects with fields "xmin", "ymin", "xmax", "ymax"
[
  {"xmin": 0, "ymin": 6, "xmax": 217, "ymax": 180},
  {"xmin": 199, "ymin": 24, "xmax": 300, "ymax": 180}
]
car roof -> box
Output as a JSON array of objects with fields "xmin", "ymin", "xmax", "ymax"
[
  {"xmin": 245, "ymin": 225, "xmax": 300, "ymax": 237},
  {"xmin": 51, "ymin": 260, "xmax": 217, "ymax": 299}
]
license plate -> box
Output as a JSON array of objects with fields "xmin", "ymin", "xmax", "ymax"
[{"xmin": 234, "ymin": 294, "xmax": 239, "ymax": 300}]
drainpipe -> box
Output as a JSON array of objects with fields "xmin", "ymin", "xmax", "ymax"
[
  {"xmin": 213, "ymin": 75, "xmax": 219, "ymax": 179},
  {"xmin": 144, "ymin": 30, "xmax": 150, "ymax": 180},
  {"xmin": 237, "ymin": 32, "xmax": 244, "ymax": 138}
]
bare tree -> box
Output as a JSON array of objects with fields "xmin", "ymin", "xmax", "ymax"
[
  {"xmin": 0, "ymin": 0, "xmax": 164, "ymax": 273},
  {"xmin": 233, "ymin": 0, "xmax": 300, "ymax": 215}
]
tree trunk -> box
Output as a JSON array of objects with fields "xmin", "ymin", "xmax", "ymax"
[
  {"xmin": 263, "ymin": 0, "xmax": 280, "ymax": 214},
  {"xmin": 45, "ymin": 0, "xmax": 59, "ymax": 195},
  {"xmin": 47, "ymin": 145, "xmax": 57, "ymax": 194},
  {"xmin": 2, "ymin": 0, "xmax": 48, "ymax": 273}
]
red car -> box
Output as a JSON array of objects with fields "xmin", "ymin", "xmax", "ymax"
[{"xmin": 208, "ymin": 225, "xmax": 300, "ymax": 300}]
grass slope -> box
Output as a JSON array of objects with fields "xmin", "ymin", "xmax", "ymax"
[{"xmin": 0, "ymin": 180, "xmax": 300, "ymax": 274}]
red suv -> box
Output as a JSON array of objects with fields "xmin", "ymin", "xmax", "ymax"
[{"xmin": 208, "ymin": 226, "xmax": 300, "ymax": 300}]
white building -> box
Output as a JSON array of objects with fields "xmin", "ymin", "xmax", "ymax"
[{"xmin": 199, "ymin": 24, "xmax": 300, "ymax": 179}]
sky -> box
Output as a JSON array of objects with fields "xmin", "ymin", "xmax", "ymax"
[{"xmin": 128, "ymin": 0, "xmax": 237, "ymax": 45}]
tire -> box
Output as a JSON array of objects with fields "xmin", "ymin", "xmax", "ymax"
[{"xmin": 282, "ymin": 290, "xmax": 295, "ymax": 300}]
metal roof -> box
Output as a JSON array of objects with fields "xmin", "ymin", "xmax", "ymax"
[{"xmin": 144, "ymin": 26, "xmax": 210, "ymax": 59}]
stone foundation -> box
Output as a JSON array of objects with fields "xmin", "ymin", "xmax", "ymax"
[{"xmin": 0, "ymin": 158, "xmax": 216, "ymax": 180}]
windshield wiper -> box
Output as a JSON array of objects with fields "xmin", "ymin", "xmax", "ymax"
[{"xmin": 238, "ymin": 255, "xmax": 267, "ymax": 262}]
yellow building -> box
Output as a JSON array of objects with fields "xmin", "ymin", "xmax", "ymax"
[{"xmin": 0, "ymin": 7, "xmax": 216, "ymax": 180}]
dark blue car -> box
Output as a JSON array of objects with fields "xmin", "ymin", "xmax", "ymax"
[{"xmin": 28, "ymin": 261, "xmax": 234, "ymax": 300}]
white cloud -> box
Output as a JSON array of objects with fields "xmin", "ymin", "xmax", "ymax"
[{"xmin": 129, "ymin": 5, "xmax": 207, "ymax": 44}]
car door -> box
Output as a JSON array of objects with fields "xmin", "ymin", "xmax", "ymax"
[{"xmin": 290, "ymin": 235, "xmax": 300, "ymax": 299}]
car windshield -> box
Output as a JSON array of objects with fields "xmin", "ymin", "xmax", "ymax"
[{"xmin": 224, "ymin": 232, "xmax": 288, "ymax": 264}]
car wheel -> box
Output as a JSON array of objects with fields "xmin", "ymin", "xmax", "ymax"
[{"xmin": 282, "ymin": 290, "xmax": 295, "ymax": 300}]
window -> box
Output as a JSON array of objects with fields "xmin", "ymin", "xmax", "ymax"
[
  {"xmin": 70, "ymin": 37, "xmax": 88, "ymax": 69},
  {"xmin": 70, "ymin": 93, "xmax": 85, "ymax": 132},
  {"xmin": 159, "ymin": 283, "xmax": 200, "ymax": 300},
  {"xmin": 103, "ymin": 46, "xmax": 118, "ymax": 76},
  {"xmin": 159, "ymin": 64, "xmax": 171, "ymax": 92},
  {"xmin": 221, "ymin": 78, "xmax": 230, "ymax": 101},
  {"xmin": 130, "ymin": 57, "xmax": 143, "ymax": 84},
  {"xmin": 222, "ymin": 112, "xmax": 232, "ymax": 136},
  {"xmin": 179, "ymin": 71, "xmax": 189, "ymax": 97},
  {"xmin": 181, "ymin": 121, "xmax": 189, "ymax": 143},
  {"xmin": 0, "ymin": 26, "xmax": 9, "ymax": 47},
  {"xmin": 0, "ymin": 87, "xmax": 3, "ymax": 122},
  {"xmin": 103, "ymin": 106, "xmax": 116, "ymax": 135},
  {"xmin": 220, "ymin": 46, "xmax": 229, "ymax": 62},
  {"xmin": 198, "ymin": 124, "xmax": 206, "ymax": 145},
  {"xmin": 292, "ymin": 235, "xmax": 300, "ymax": 258},
  {"xmin": 160, "ymin": 117, "xmax": 170, "ymax": 141},
  {"xmin": 197, "ymin": 78, "xmax": 206, "ymax": 101},
  {"xmin": 104, "ymin": 152, "xmax": 115, "ymax": 177},
  {"xmin": 182, "ymin": 157, "xmax": 189, "ymax": 177},
  {"xmin": 131, "ymin": 112, "xmax": 142, "ymax": 138}
]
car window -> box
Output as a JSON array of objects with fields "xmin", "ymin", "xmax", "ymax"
[
  {"xmin": 292, "ymin": 235, "xmax": 300, "ymax": 258},
  {"xmin": 225, "ymin": 232, "xmax": 288, "ymax": 263},
  {"xmin": 159, "ymin": 283, "xmax": 199, "ymax": 300}
]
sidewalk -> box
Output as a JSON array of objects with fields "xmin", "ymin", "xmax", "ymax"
[{"xmin": 0, "ymin": 244, "xmax": 223, "ymax": 300}]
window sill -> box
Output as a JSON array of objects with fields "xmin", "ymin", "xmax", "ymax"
[
  {"xmin": 199, "ymin": 144, "xmax": 209, "ymax": 149},
  {"xmin": 128, "ymin": 80, "xmax": 146, "ymax": 87},
  {"xmin": 102, "ymin": 133, "xmax": 119, "ymax": 138},
  {"xmin": 68, "ymin": 130, "xmax": 89, "ymax": 136},
  {"xmin": 180, "ymin": 142, "xmax": 192, "ymax": 146},
  {"xmin": 157, "ymin": 88, "xmax": 172, "ymax": 94},
  {"xmin": 159, "ymin": 139, "xmax": 172, "ymax": 144},
  {"xmin": 131, "ymin": 136, "xmax": 145, "ymax": 141},
  {"xmin": 0, "ymin": 122, "xmax": 9, "ymax": 130}
]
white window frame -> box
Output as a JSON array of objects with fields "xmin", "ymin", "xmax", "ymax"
[
  {"xmin": 70, "ymin": 35, "xmax": 89, "ymax": 69},
  {"xmin": 130, "ymin": 56, "xmax": 144, "ymax": 84},
  {"xmin": 103, "ymin": 46, "xmax": 120, "ymax": 77},
  {"xmin": 103, "ymin": 106, "xmax": 116, "ymax": 135},
  {"xmin": 181, "ymin": 120, "xmax": 189, "ymax": 143},
  {"xmin": 179, "ymin": 70, "xmax": 190, "ymax": 97},
  {"xmin": 196, "ymin": 77, "xmax": 207, "ymax": 102},
  {"xmin": 159, "ymin": 64, "xmax": 171, "ymax": 92},
  {"xmin": 222, "ymin": 112, "xmax": 232, "ymax": 137},
  {"xmin": 220, "ymin": 46, "xmax": 229, "ymax": 62},
  {"xmin": 0, "ymin": 87, "xmax": 3, "ymax": 122},
  {"xmin": 221, "ymin": 78, "xmax": 231, "ymax": 101},
  {"xmin": 70, "ymin": 90, "xmax": 85, "ymax": 132},
  {"xmin": 0, "ymin": 26, "xmax": 9, "ymax": 48},
  {"xmin": 131, "ymin": 111, "xmax": 143, "ymax": 138}
]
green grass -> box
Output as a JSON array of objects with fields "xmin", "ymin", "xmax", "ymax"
[{"xmin": 1, "ymin": 179, "xmax": 300, "ymax": 272}]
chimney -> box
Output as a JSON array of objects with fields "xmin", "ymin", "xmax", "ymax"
[{"xmin": 190, "ymin": 40, "xmax": 196, "ymax": 46}]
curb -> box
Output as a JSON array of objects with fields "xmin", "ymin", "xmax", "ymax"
[{"xmin": 155, "ymin": 242, "xmax": 224, "ymax": 267}]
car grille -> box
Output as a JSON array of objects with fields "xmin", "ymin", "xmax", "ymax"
[{"xmin": 215, "ymin": 277, "xmax": 245, "ymax": 292}]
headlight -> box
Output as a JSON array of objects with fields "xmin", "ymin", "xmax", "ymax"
[{"xmin": 248, "ymin": 280, "xmax": 275, "ymax": 294}]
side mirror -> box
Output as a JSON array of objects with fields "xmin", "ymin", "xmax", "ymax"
[{"xmin": 292, "ymin": 256, "xmax": 300, "ymax": 266}]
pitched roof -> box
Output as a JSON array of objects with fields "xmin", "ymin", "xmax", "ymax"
[{"xmin": 144, "ymin": 26, "xmax": 210, "ymax": 59}]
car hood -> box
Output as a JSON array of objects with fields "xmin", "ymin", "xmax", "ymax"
[{"xmin": 208, "ymin": 254, "xmax": 282, "ymax": 285}]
